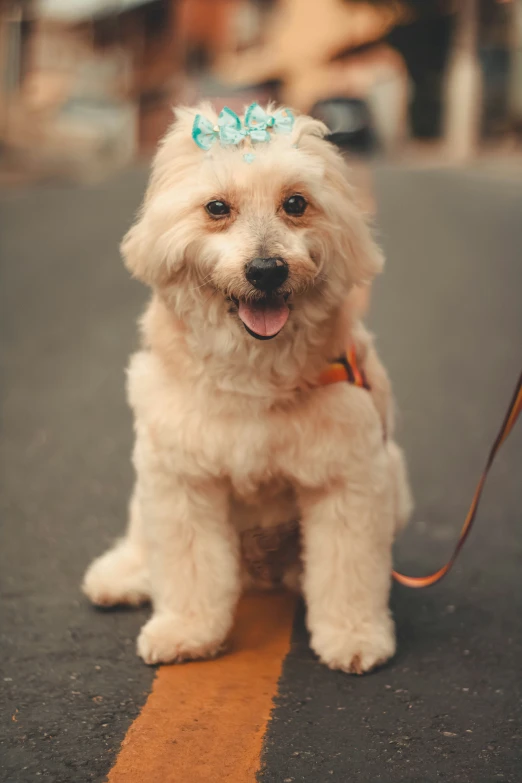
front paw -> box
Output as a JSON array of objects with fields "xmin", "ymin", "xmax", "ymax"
[
  {"xmin": 310, "ymin": 613, "xmax": 396, "ymax": 674},
  {"xmin": 137, "ymin": 613, "xmax": 227, "ymax": 665},
  {"xmin": 82, "ymin": 543, "xmax": 150, "ymax": 608}
]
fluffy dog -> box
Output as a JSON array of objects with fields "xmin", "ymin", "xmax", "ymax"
[{"xmin": 83, "ymin": 103, "xmax": 412, "ymax": 674}]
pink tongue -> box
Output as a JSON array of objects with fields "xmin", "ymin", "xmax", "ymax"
[{"xmin": 238, "ymin": 297, "xmax": 289, "ymax": 337}]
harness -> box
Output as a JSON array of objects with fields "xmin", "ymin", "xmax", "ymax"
[{"xmin": 318, "ymin": 346, "xmax": 371, "ymax": 391}]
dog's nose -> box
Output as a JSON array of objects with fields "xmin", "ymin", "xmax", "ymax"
[{"xmin": 245, "ymin": 257, "xmax": 288, "ymax": 292}]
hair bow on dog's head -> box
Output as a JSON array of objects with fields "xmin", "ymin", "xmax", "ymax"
[
  {"xmin": 192, "ymin": 103, "xmax": 295, "ymax": 161},
  {"xmin": 243, "ymin": 103, "xmax": 295, "ymax": 142},
  {"xmin": 192, "ymin": 107, "xmax": 245, "ymax": 151}
]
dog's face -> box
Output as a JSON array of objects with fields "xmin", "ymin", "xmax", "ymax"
[{"xmin": 123, "ymin": 104, "xmax": 383, "ymax": 343}]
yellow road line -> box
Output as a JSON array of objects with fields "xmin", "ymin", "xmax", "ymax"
[{"xmin": 108, "ymin": 592, "xmax": 296, "ymax": 783}]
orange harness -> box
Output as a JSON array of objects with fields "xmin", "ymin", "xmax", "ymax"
[
  {"xmin": 320, "ymin": 348, "xmax": 522, "ymax": 588},
  {"xmin": 318, "ymin": 345, "xmax": 371, "ymax": 390}
]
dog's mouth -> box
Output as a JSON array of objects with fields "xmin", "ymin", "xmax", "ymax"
[{"xmin": 232, "ymin": 294, "xmax": 290, "ymax": 340}]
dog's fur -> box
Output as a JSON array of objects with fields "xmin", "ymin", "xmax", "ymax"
[{"xmin": 83, "ymin": 104, "xmax": 412, "ymax": 673}]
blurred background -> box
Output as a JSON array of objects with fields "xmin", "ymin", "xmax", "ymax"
[
  {"xmin": 1, "ymin": 5, "xmax": 522, "ymax": 781},
  {"xmin": 1, "ymin": 0, "xmax": 521, "ymax": 182}
]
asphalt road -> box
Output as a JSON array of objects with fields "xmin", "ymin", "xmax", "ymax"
[{"xmin": 1, "ymin": 164, "xmax": 521, "ymax": 782}]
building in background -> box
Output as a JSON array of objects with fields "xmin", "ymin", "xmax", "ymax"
[
  {"xmin": 0, "ymin": 0, "xmax": 520, "ymax": 183},
  {"xmin": 0, "ymin": 0, "xmax": 183, "ymax": 180}
]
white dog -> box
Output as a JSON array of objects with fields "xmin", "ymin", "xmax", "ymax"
[{"xmin": 83, "ymin": 103, "xmax": 412, "ymax": 674}]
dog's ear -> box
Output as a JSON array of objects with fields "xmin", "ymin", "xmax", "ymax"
[
  {"xmin": 121, "ymin": 107, "xmax": 207, "ymax": 286},
  {"xmin": 322, "ymin": 146, "xmax": 383, "ymax": 286},
  {"xmin": 120, "ymin": 186, "xmax": 196, "ymax": 287},
  {"xmin": 294, "ymin": 122, "xmax": 384, "ymax": 286},
  {"xmin": 339, "ymin": 203, "xmax": 384, "ymax": 286},
  {"xmin": 120, "ymin": 201, "xmax": 175, "ymax": 288},
  {"xmin": 120, "ymin": 210, "xmax": 152, "ymax": 285}
]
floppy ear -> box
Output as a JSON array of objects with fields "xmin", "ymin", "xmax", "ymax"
[
  {"xmin": 121, "ymin": 184, "xmax": 198, "ymax": 288},
  {"xmin": 120, "ymin": 107, "xmax": 205, "ymax": 287},
  {"xmin": 120, "ymin": 200, "xmax": 175, "ymax": 288},
  {"xmin": 295, "ymin": 124, "xmax": 384, "ymax": 286},
  {"xmin": 120, "ymin": 208, "xmax": 154, "ymax": 285},
  {"xmin": 340, "ymin": 202, "xmax": 384, "ymax": 285},
  {"xmin": 323, "ymin": 144, "xmax": 383, "ymax": 285}
]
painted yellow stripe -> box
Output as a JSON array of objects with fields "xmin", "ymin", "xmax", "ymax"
[{"xmin": 108, "ymin": 592, "xmax": 296, "ymax": 783}]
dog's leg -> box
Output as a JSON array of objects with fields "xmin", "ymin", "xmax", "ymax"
[
  {"xmin": 136, "ymin": 476, "xmax": 240, "ymax": 665},
  {"xmin": 82, "ymin": 488, "xmax": 150, "ymax": 607},
  {"xmin": 299, "ymin": 453, "xmax": 396, "ymax": 674}
]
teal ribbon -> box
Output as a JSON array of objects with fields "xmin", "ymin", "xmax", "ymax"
[
  {"xmin": 192, "ymin": 107, "xmax": 245, "ymax": 151},
  {"xmin": 244, "ymin": 103, "xmax": 295, "ymax": 140},
  {"xmin": 192, "ymin": 104, "xmax": 295, "ymax": 152}
]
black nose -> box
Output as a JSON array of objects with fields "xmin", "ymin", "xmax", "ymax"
[{"xmin": 245, "ymin": 257, "xmax": 288, "ymax": 292}]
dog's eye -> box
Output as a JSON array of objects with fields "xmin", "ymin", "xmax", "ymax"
[
  {"xmin": 205, "ymin": 200, "xmax": 230, "ymax": 218},
  {"xmin": 283, "ymin": 194, "xmax": 307, "ymax": 217}
]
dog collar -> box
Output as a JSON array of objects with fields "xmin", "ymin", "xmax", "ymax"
[{"xmin": 318, "ymin": 345, "xmax": 370, "ymax": 390}]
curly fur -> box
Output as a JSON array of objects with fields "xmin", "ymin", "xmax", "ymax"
[{"xmin": 83, "ymin": 103, "xmax": 412, "ymax": 673}]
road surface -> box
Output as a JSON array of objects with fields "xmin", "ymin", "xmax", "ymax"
[{"xmin": 1, "ymin": 163, "xmax": 521, "ymax": 782}]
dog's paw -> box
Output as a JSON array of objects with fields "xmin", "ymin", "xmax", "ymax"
[
  {"xmin": 137, "ymin": 613, "xmax": 226, "ymax": 665},
  {"xmin": 82, "ymin": 543, "xmax": 150, "ymax": 608},
  {"xmin": 310, "ymin": 614, "xmax": 396, "ymax": 674}
]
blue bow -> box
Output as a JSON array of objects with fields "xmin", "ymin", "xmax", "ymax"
[
  {"xmin": 244, "ymin": 103, "xmax": 295, "ymax": 141},
  {"xmin": 192, "ymin": 107, "xmax": 245, "ymax": 151},
  {"xmin": 192, "ymin": 104, "xmax": 295, "ymax": 152}
]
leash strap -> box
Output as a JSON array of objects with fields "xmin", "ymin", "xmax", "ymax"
[
  {"xmin": 392, "ymin": 369, "xmax": 522, "ymax": 587},
  {"xmin": 319, "ymin": 349, "xmax": 521, "ymax": 588}
]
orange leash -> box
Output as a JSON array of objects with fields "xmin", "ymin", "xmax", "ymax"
[
  {"xmin": 319, "ymin": 350, "xmax": 521, "ymax": 588},
  {"xmin": 392, "ymin": 369, "xmax": 522, "ymax": 587}
]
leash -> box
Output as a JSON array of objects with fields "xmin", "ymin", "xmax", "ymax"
[
  {"xmin": 392, "ymin": 369, "xmax": 522, "ymax": 587},
  {"xmin": 320, "ymin": 349, "xmax": 521, "ymax": 588}
]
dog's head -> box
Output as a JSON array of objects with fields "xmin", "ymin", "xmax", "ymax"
[{"xmin": 122, "ymin": 103, "xmax": 383, "ymax": 343}]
